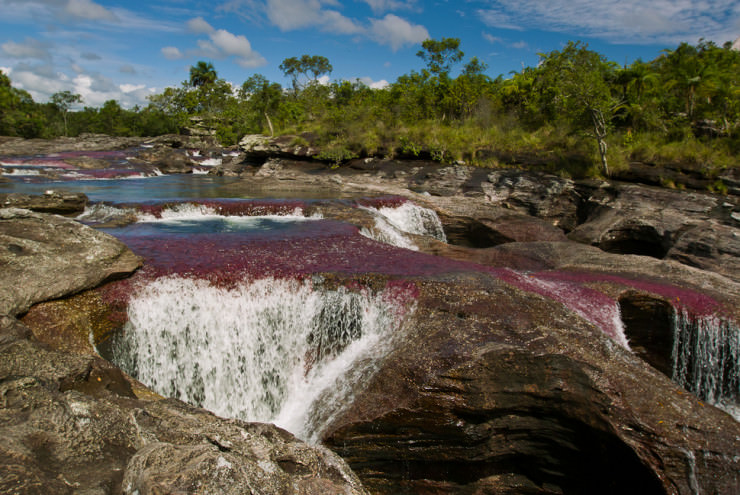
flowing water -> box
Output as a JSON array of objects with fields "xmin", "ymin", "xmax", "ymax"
[
  {"xmin": 4, "ymin": 153, "xmax": 739, "ymax": 431},
  {"xmin": 111, "ymin": 276, "xmax": 416, "ymax": 442}
]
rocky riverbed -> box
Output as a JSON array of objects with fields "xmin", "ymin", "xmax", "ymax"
[{"xmin": 1, "ymin": 134, "xmax": 739, "ymax": 494}]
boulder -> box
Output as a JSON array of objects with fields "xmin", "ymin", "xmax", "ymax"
[
  {"xmin": 0, "ymin": 209, "xmax": 141, "ymax": 316},
  {"xmin": 0, "ymin": 191, "xmax": 88, "ymax": 216}
]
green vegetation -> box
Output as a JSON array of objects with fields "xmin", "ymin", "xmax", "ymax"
[{"xmin": 1, "ymin": 38, "xmax": 739, "ymax": 182}]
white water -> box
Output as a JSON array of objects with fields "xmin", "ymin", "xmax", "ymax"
[
  {"xmin": 135, "ymin": 203, "xmax": 308, "ymax": 223},
  {"xmin": 111, "ymin": 276, "xmax": 413, "ymax": 442},
  {"xmin": 672, "ymin": 310, "xmax": 740, "ymax": 420},
  {"xmin": 360, "ymin": 202, "xmax": 447, "ymax": 249}
]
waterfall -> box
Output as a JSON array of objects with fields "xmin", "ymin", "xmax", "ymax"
[
  {"xmin": 360, "ymin": 201, "xmax": 447, "ymax": 249},
  {"xmin": 111, "ymin": 276, "xmax": 415, "ymax": 442},
  {"xmin": 671, "ymin": 310, "xmax": 740, "ymax": 419}
]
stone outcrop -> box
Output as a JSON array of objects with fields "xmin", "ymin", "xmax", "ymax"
[
  {"xmin": 239, "ymin": 134, "xmax": 320, "ymax": 162},
  {"xmin": 0, "ymin": 209, "xmax": 141, "ymax": 316},
  {"xmin": 0, "ymin": 191, "xmax": 88, "ymax": 216}
]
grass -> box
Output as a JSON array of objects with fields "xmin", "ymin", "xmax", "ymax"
[{"xmin": 272, "ymin": 110, "xmax": 739, "ymax": 187}]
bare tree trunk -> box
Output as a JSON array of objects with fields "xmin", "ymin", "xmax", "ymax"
[
  {"xmin": 264, "ymin": 112, "xmax": 274, "ymax": 137},
  {"xmin": 590, "ymin": 108, "xmax": 609, "ymax": 176}
]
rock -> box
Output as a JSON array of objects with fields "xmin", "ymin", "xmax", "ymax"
[
  {"xmin": 568, "ymin": 183, "xmax": 740, "ymax": 281},
  {"xmin": 239, "ymin": 134, "xmax": 320, "ymax": 163},
  {"xmin": 481, "ymin": 170, "xmax": 581, "ymax": 231},
  {"xmin": 0, "ymin": 209, "xmax": 368, "ymax": 495},
  {"xmin": 63, "ymin": 156, "xmax": 112, "ymax": 169},
  {"xmin": 322, "ymin": 274, "xmax": 740, "ymax": 494},
  {"xmin": 0, "ymin": 133, "xmax": 144, "ymax": 155},
  {"xmin": 0, "ymin": 318, "xmax": 368, "ymax": 495},
  {"xmin": 0, "ymin": 191, "xmax": 88, "ymax": 216},
  {"xmin": 0, "ymin": 209, "xmax": 141, "ymax": 316}
]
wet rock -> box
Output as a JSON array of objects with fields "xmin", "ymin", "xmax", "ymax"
[
  {"xmin": 0, "ymin": 191, "xmax": 88, "ymax": 216},
  {"xmin": 322, "ymin": 275, "xmax": 740, "ymax": 495},
  {"xmin": 0, "ymin": 209, "xmax": 141, "ymax": 316}
]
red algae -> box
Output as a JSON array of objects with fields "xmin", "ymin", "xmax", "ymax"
[
  {"xmin": 355, "ymin": 195, "xmax": 409, "ymax": 209},
  {"xmin": 532, "ymin": 270, "xmax": 727, "ymax": 318}
]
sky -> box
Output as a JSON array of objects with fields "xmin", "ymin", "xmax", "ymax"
[{"xmin": 1, "ymin": 0, "xmax": 738, "ymax": 108}]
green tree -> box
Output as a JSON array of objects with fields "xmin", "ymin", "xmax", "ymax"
[
  {"xmin": 50, "ymin": 90, "xmax": 83, "ymax": 136},
  {"xmin": 189, "ymin": 61, "xmax": 217, "ymax": 87},
  {"xmin": 239, "ymin": 74, "xmax": 283, "ymax": 135},
  {"xmin": 534, "ymin": 41, "xmax": 619, "ymax": 175},
  {"xmin": 279, "ymin": 55, "xmax": 333, "ymax": 94},
  {"xmin": 416, "ymin": 38, "xmax": 464, "ymax": 78}
]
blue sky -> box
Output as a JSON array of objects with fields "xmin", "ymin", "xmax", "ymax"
[{"xmin": 1, "ymin": 0, "xmax": 738, "ymax": 108}]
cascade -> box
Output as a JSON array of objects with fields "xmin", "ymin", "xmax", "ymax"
[
  {"xmin": 671, "ymin": 310, "xmax": 740, "ymax": 418},
  {"xmin": 110, "ymin": 275, "xmax": 415, "ymax": 443},
  {"xmin": 360, "ymin": 201, "xmax": 447, "ymax": 249}
]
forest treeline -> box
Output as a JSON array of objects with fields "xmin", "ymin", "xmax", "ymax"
[{"xmin": 1, "ymin": 38, "xmax": 739, "ymax": 179}]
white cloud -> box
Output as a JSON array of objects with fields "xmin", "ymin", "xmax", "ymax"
[
  {"xmin": 482, "ymin": 32, "xmax": 503, "ymax": 44},
  {"xmin": 1, "ymin": 38, "xmax": 52, "ymax": 60},
  {"xmin": 477, "ymin": 0, "xmax": 740, "ymax": 45},
  {"xmin": 120, "ymin": 83, "xmax": 145, "ymax": 93},
  {"xmin": 65, "ymin": 0, "xmax": 117, "ymax": 22},
  {"xmin": 369, "ymin": 14, "xmax": 429, "ymax": 51},
  {"xmin": 322, "ymin": 10, "xmax": 365, "ymax": 34},
  {"xmin": 119, "ymin": 64, "xmax": 136, "ymax": 74},
  {"xmin": 357, "ymin": 76, "xmax": 389, "ymax": 89},
  {"xmin": 187, "ymin": 16, "xmax": 214, "ymax": 34},
  {"xmin": 209, "ymin": 29, "xmax": 267, "ymax": 67},
  {"xmin": 161, "ymin": 46, "xmax": 184, "ymax": 60}
]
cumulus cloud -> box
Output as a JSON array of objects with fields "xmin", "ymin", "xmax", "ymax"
[
  {"xmin": 161, "ymin": 46, "xmax": 184, "ymax": 60},
  {"xmin": 1, "ymin": 38, "xmax": 52, "ymax": 61},
  {"xmin": 207, "ymin": 29, "xmax": 267, "ymax": 67},
  {"xmin": 369, "ymin": 14, "xmax": 429, "ymax": 51},
  {"xmin": 477, "ymin": 0, "xmax": 740, "ymax": 45},
  {"xmin": 187, "ymin": 16, "xmax": 215, "ymax": 34},
  {"xmin": 218, "ymin": 0, "xmax": 428, "ymax": 49},
  {"xmin": 172, "ymin": 27, "xmax": 266, "ymax": 68}
]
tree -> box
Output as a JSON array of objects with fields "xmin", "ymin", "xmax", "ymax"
[
  {"xmin": 51, "ymin": 90, "xmax": 82, "ymax": 136},
  {"xmin": 189, "ymin": 61, "xmax": 217, "ymax": 87},
  {"xmin": 534, "ymin": 41, "xmax": 619, "ymax": 175},
  {"xmin": 239, "ymin": 74, "xmax": 283, "ymax": 136},
  {"xmin": 279, "ymin": 55, "xmax": 333, "ymax": 94},
  {"xmin": 416, "ymin": 38, "xmax": 464, "ymax": 78}
]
